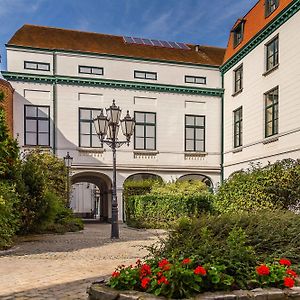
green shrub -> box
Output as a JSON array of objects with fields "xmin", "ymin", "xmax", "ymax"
[
  {"xmin": 0, "ymin": 181, "xmax": 20, "ymax": 249},
  {"xmin": 214, "ymin": 159, "xmax": 300, "ymax": 213},
  {"xmin": 126, "ymin": 181, "xmax": 214, "ymax": 228},
  {"xmin": 150, "ymin": 210, "xmax": 300, "ymax": 289}
]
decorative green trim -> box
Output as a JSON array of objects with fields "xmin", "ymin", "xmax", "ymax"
[
  {"xmin": 6, "ymin": 44, "xmax": 220, "ymax": 70},
  {"xmin": 221, "ymin": 0, "xmax": 300, "ymax": 74},
  {"xmin": 2, "ymin": 71, "xmax": 224, "ymax": 97}
]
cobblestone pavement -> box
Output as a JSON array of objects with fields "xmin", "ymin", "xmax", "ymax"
[{"xmin": 0, "ymin": 223, "xmax": 165, "ymax": 299}]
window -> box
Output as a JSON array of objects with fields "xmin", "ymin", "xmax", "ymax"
[
  {"xmin": 78, "ymin": 66, "xmax": 104, "ymax": 75},
  {"xmin": 24, "ymin": 61, "xmax": 50, "ymax": 71},
  {"xmin": 233, "ymin": 22, "xmax": 244, "ymax": 47},
  {"xmin": 266, "ymin": 36, "xmax": 279, "ymax": 72},
  {"xmin": 79, "ymin": 108, "xmax": 102, "ymax": 148},
  {"xmin": 185, "ymin": 115, "xmax": 205, "ymax": 152},
  {"xmin": 233, "ymin": 65, "xmax": 243, "ymax": 94},
  {"xmin": 134, "ymin": 71, "xmax": 157, "ymax": 80},
  {"xmin": 265, "ymin": 87, "xmax": 279, "ymax": 138},
  {"xmin": 134, "ymin": 112, "xmax": 156, "ymax": 150},
  {"xmin": 233, "ymin": 107, "xmax": 243, "ymax": 148},
  {"xmin": 185, "ymin": 76, "xmax": 206, "ymax": 85},
  {"xmin": 265, "ymin": 0, "xmax": 279, "ymax": 17},
  {"xmin": 24, "ymin": 105, "xmax": 50, "ymax": 146}
]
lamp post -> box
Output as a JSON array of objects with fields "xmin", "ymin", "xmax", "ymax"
[
  {"xmin": 63, "ymin": 152, "xmax": 73, "ymax": 207},
  {"xmin": 93, "ymin": 100, "xmax": 135, "ymax": 239}
]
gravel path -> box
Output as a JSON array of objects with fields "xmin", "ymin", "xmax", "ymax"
[{"xmin": 0, "ymin": 223, "xmax": 165, "ymax": 299}]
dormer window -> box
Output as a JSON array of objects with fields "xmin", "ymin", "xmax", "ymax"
[
  {"xmin": 265, "ymin": 0, "xmax": 279, "ymax": 17},
  {"xmin": 233, "ymin": 21, "xmax": 244, "ymax": 48}
]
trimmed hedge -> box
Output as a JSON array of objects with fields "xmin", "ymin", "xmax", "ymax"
[{"xmin": 125, "ymin": 181, "xmax": 214, "ymax": 228}]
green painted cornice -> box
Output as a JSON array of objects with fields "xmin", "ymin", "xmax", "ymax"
[
  {"xmin": 221, "ymin": 0, "xmax": 300, "ymax": 74},
  {"xmin": 2, "ymin": 71, "xmax": 224, "ymax": 97},
  {"xmin": 5, "ymin": 44, "xmax": 220, "ymax": 70}
]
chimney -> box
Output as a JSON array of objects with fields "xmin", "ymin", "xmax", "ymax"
[{"xmin": 195, "ymin": 45, "xmax": 200, "ymax": 52}]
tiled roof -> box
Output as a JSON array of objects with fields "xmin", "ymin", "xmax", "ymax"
[
  {"xmin": 0, "ymin": 78, "xmax": 14, "ymax": 91},
  {"xmin": 7, "ymin": 25, "xmax": 225, "ymax": 67},
  {"xmin": 223, "ymin": 0, "xmax": 294, "ymax": 63}
]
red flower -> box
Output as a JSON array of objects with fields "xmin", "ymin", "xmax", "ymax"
[
  {"xmin": 158, "ymin": 258, "xmax": 171, "ymax": 271},
  {"xmin": 157, "ymin": 271, "xmax": 163, "ymax": 278},
  {"xmin": 182, "ymin": 258, "xmax": 191, "ymax": 265},
  {"xmin": 279, "ymin": 259, "xmax": 291, "ymax": 267},
  {"xmin": 112, "ymin": 271, "xmax": 120, "ymax": 278},
  {"xmin": 141, "ymin": 277, "xmax": 151, "ymax": 289},
  {"xmin": 256, "ymin": 265, "xmax": 270, "ymax": 276},
  {"xmin": 286, "ymin": 269, "xmax": 297, "ymax": 278},
  {"xmin": 158, "ymin": 276, "xmax": 169, "ymax": 285},
  {"xmin": 194, "ymin": 266, "xmax": 207, "ymax": 276},
  {"xmin": 140, "ymin": 264, "xmax": 151, "ymax": 278},
  {"xmin": 284, "ymin": 277, "xmax": 295, "ymax": 288}
]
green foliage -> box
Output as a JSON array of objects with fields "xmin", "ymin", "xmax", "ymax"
[
  {"xmin": 214, "ymin": 159, "xmax": 300, "ymax": 213},
  {"xmin": 0, "ymin": 90, "xmax": 19, "ymax": 180},
  {"xmin": 125, "ymin": 180, "xmax": 214, "ymax": 228},
  {"xmin": 0, "ymin": 181, "xmax": 20, "ymax": 249},
  {"xmin": 150, "ymin": 210, "xmax": 300, "ymax": 289}
]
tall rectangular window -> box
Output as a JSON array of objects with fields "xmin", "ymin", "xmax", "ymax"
[
  {"xmin": 78, "ymin": 66, "xmax": 104, "ymax": 75},
  {"xmin": 24, "ymin": 61, "xmax": 50, "ymax": 71},
  {"xmin": 233, "ymin": 107, "xmax": 243, "ymax": 148},
  {"xmin": 185, "ymin": 76, "xmax": 206, "ymax": 85},
  {"xmin": 134, "ymin": 112, "xmax": 156, "ymax": 150},
  {"xmin": 265, "ymin": 0, "xmax": 279, "ymax": 16},
  {"xmin": 134, "ymin": 71, "xmax": 157, "ymax": 80},
  {"xmin": 265, "ymin": 87, "xmax": 279, "ymax": 138},
  {"xmin": 185, "ymin": 115, "xmax": 205, "ymax": 152},
  {"xmin": 233, "ymin": 22, "xmax": 244, "ymax": 47},
  {"xmin": 266, "ymin": 36, "xmax": 279, "ymax": 72},
  {"xmin": 234, "ymin": 64, "xmax": 243, "ymax": 94},
  {"xmin": 24, "ymin": 105, "xmax": 50, "ymax": 146},
  {"xmin": 79, "ymin": 108, "xmax": 102, "ymax": 148}
]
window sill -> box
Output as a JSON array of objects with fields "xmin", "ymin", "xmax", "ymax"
[
  {"xmin": 232, "ymin": 88, "xmax": 243, "ymax": 97},
  {"xmin": 263, "ymin": 64, "xmax": 279, "ymax": 76},
  {"xmin": 184, "ymin": 151, "xmax": 207, "ymax": 159},
  {"xmin": 133, "ymin": 150, "xmax": 159, "ymax": 155},
  {"xmin": 77, "ymin": 147, "xmax": 104, "ymax": 153},
  {"xmin": 232, "ymin": 147, "xmax": 243, "ymax": 153},
  {"xmin": 133, "ymin": 150, "xmax": 158, "ymax": 159},
  {"xmin": 263, "ymin": 135, "xmax": 279, "ymax": 144}
]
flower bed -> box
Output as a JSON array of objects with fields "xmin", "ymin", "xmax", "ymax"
[{"xmin": 102, "ymin": 258, "xmax": 298, "ymax": 299}]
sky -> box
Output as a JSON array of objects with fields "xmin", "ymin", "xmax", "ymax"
[{"xmin": 0, "ymin": 0, "xmax": 258, "ymax": 70}]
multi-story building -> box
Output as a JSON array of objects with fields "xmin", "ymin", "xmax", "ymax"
[
  {"xmin": 221, "ymin": 0, "xmax": 300, "ymax": 178},
  {"xmin": 1, "ymin": 0, "xmax": 299, "ymax": 220},
  {"xmin": 2, "ymin": 24, "xmax": 224, "ymax": 220}
]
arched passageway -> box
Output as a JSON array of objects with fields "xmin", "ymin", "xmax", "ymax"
[
  {"xmin": 177, "ymin": 174, "xmax": 213, "ymax": 188},
  {"xmin": 124, "ymin": 173, "xmax": 163, "ymax": 182},
  {"xmin": 70, "ymin": 172, "xmax": 112, "ymax": 221}
]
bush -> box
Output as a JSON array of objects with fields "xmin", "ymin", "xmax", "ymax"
[
  {"xmin": 0, "ymin": 181, "xmax": 20, "ymax": 249},
  {"xmin": 126, "ymin": 181, "xmax": 214, "ymax": 228},
  {"xmin": 214, "ymin": 159, "xmax": 300, "ymax": 213},
  {"xmin": 149, "ymin": 210, "xmax": 300, "ymax": 289}
]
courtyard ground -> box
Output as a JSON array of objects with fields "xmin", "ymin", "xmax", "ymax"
[{"xmin": 0, "ymin": 223, "xmax": 164, "ymax": 299}]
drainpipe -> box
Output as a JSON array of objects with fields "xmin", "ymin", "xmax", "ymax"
[
  {"xmin": 52, "ymin": 51, "xmax": 57, "ymax": 155},
  {"xmin": 221, "ymin": 72, "xmax": 224, "ymax": 183}
]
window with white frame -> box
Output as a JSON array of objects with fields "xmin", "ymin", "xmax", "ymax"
[
  {"xmin": 24, "ymin": 61, "xmax": 50, "ymax": 71},
  {"xmin": 78, "ymin": 66, "xmax": 104, "ymax": 75},
  {"xmin": 185, "ymin": 115, "xmax": 205, "ymax": 152},
  {"xmin": 24, "ymin": 105, "xmax": 50, "ymax": 146},
  {"xmin": 185, "ymin": 76, "xmax": 206, "ymax": 85},
  {"xmin": 134, "ymin": 71, "xmax": 157, "ymax": 80}
]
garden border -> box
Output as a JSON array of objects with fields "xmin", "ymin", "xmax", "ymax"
[{"xmin": 87, "ymin": 280, "xmax": 300, "ymax": 300}]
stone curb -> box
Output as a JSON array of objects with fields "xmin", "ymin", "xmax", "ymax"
[{"xmin": 87, "ymin": 282, "xmax": 300, "ymax": 300}]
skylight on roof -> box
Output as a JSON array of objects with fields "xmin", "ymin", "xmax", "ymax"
[{"xmin": 123, "ymin": 36, "xmax": 190, "ymax": 50}]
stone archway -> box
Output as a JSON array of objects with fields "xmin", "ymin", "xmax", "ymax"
[
  {"xmin": 124, "ymin": 173, "xmax": 163, "ymax": 182},
  {"xmin": 177, "ymin": 174, "xmax": 213, "ymax": 188},
  {"xmin": 71, "ymin": 171, "xmax": 112, "ymax": 222}
]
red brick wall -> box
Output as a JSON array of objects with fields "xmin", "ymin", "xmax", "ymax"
[{"xmin": 0, "ymin": 79, "xmax": 14, "ymax": 135}]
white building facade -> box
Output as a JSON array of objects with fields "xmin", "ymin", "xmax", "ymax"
[
  {"xmin": 3, "ymin": 25, "xmax": 224, "ymax": 221},
  {"xmin": 221, "ymin": 0, "xmax": 300, "ymax": 178}
]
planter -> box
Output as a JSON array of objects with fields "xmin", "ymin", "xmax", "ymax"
[{"xmin": 87, "ymin": 281, "xmax": 300, "ymax": 300}]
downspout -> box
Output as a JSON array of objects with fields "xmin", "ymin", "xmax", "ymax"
[
  {"xmin": 52, "ymin": 51, "xmax": 57, "ymax": 155},
  {"xmin": 221, "ymin": 71, "xmax": 224, "ymax": 183}
]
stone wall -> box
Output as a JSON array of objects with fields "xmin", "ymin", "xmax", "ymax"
[{"xmin": 0, "ymin": 78, "xmax": 14, "ymax": 134}]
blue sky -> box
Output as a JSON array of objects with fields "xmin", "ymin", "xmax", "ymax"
[{"xmin": 0, "ymin": 0, "xmax": 257, "ymax": 70}]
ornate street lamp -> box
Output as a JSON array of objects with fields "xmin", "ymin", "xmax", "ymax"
[
  {"xmin": 93, "ymin": 100, "xmax": 135, "ymax": 239},
  {"xmin": 63, "ymin": 152, "xmax": 73, "ymax": 207}
]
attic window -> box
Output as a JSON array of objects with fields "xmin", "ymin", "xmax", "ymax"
[
  {"xmin": 265, "ymin": 0, "xmax": 279, "ymax": 17},
  {"xmin": 233, "ymin": 22, "xmax": 244, "ymax": 48}
]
